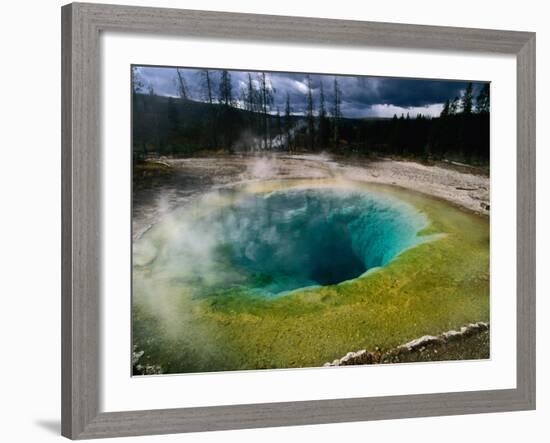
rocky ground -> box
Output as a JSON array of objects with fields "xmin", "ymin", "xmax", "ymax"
[
  {"xmin": 325, "ymin": 322, "xmax": 490, "ymax": 367},
  {"xmin": 132, "ymin": 153, "xmax": 490, "ymax": 240}
]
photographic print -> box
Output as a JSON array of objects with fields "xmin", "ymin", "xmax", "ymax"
[{"xmin": 131, "ymin": 66, "xmax": 490, "ymax": 376}]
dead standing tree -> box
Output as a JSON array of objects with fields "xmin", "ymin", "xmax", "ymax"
[
  {"xmin": 199, "ymin": 69, "xmax": 218, "ymax": 148},
  {"xmin": 332, "ymin": 77, "xmax": 342, "ymax": 150},
  {"xmin": 284, "ymin": 93, "xmax": 293, "ymax": 152},
  {"xmin": 305, "ymin": 75, "xmax": 315, "ymax": 151},
  {"xmin": 258, "ymin": 72, "xmax": 275, "ymax": 149}
]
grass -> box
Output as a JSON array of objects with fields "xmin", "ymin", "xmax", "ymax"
[{"xmin": 132, "ymin": 179, "xmax": 489, "ymax": 374}]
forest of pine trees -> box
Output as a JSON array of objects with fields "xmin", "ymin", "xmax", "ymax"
[{"xmin": 132, "ymin": 68, "xmax": 490, "ymax": 164}]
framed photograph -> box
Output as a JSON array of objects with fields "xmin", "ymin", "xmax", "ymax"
[{"xmin": 62, "ymin": 2, "xmax": 535, "ymax": 439}]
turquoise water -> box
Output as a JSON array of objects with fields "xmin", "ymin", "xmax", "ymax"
[{"xmin": 133, "ymin": 186, "xmax": 430, "ymax": 298}]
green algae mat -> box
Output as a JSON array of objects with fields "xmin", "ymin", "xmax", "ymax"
[{"xmin": 132, "ymin": 179, "xmax": 489, "ymax": 374}]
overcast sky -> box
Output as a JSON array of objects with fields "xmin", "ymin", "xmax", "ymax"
[{"xmin": 133, "ymin": 65, "xmax": 487, "ymax": 118}]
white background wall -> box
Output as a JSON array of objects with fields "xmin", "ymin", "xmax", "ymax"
[{"xmin": 0, "ymin": 0, "xmax": 546, "ymax": 441}]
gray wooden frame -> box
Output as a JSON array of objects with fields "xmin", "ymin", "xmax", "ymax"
[{"xmin": 61, "ymin": 2, "xmax": 536, "ymax": 439}]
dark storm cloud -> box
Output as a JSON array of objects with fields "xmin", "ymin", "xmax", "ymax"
[{"xmin": 133, "ymin": 66, "xmax": 486, "ymax": 118}]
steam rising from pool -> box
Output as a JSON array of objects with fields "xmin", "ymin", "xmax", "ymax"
[{"xmin": 133, "ymin": 185, "xmax": 431, "ymax": 298}]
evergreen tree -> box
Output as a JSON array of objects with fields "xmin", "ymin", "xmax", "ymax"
[
  {"xmin": 132, "ymin": 67, "xmax": 145, "ymax": 93},
  {"xmin": 131, "ymin": 67, "xmax": 148, "ymax": 156},
  {"xmin": 219, "ymin": 70, "xmax": 233, "ymax": 106},
  {"xmin": 461, "ymin": 83, "xmax": 474, "ymax": 114},
  {"xmin": 449, "ymin": 96, "xmax": 460, "ymax": 115},
  {"xmin": 319, "ymin": 80, "xmax": 326, "ymax": 120},
  {"xmin": 242, "ymin": 73, "xmax": 259, "ymax": 136},
  {"xmin": 476, "ymin": 83, "xmax": 490, "ymax": 113},
  {"xmin": 440, "ymin": 100, "xmax": 450, "ymax": 117},
  {"xmin": 131, "ymin": 68, "xmax": 490, "ymax": 163}
]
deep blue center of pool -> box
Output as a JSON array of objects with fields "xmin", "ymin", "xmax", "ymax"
[{"xmin": 208, "ymin": 187, "xmax": 428, "ymax": 295}]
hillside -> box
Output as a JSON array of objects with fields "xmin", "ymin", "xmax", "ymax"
[{"xmin": 132, "ymin": 93, "xmax": 489, "ymax": 164}]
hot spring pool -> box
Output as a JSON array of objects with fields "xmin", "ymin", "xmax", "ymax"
[
  {"xmin": 132, "ymin": 180, "xmax": 489, "ymax": 374},
  {"xmin": 134, "ymin": 184, "xmax": 431, "ymax": 297}
]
